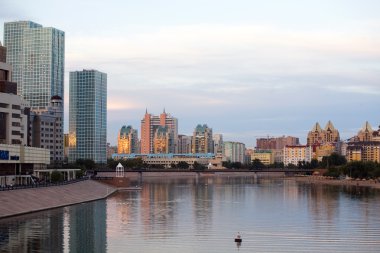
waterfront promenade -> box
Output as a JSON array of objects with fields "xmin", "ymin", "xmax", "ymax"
[{"xmin": 0, "ymin": 180, "xmax": 117, "ymax": 219}]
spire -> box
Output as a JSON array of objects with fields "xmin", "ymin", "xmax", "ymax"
[
  {"xmin": 324, "ymin": 120, "xmax": 335, "ymax": 131},
  {"xmin": 312, "ymin": 122, "xmax": 322, "ymax": 132},
  {"xmin": 163, "ymin": 107, "xmax": 166, "ymax": 114},
  {"xmin": 145, "ymin": 108, "xmax": 148, "ymax": 114},
  {"xmin": 362, "ymin": 121, "xmax": 373, "ymax": 132}
]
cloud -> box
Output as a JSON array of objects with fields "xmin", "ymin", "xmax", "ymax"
[
  {"xmin": 63, "ymin": 23, "xmax": 380, "ymax": 145},
  {"xmin": 66, "ymin": 24, "xmax": 380, "ymax": 94}
]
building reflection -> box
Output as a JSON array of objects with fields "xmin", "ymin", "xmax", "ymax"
[
  {"xmin": 0, "ymin": 210, "xmax": 64, "ymax": 252},
  {"xmin": 302, "ymin": 183, "xmax": 340, "ymax": 223},
  {"xmin": 68, "ymin": 200, "xmax": 107, "ymax": 253}
]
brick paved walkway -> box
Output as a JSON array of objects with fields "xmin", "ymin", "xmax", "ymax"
[{"xmin": 0, "ymin": 180, "xmax": 116, "ymax": 219}]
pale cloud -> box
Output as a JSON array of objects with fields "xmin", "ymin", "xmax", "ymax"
[
  {"xmin": 66, "ymin": 24, "xmax": 380, "ymax": 95},
  {"xmin": 325, "ymin": 85, "xmax": 380, "ymax": 95}
]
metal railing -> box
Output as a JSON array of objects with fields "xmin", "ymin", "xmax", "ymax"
[{"xmin": 0, "ymin": 177, "xmax": 89, "ymax": 191}]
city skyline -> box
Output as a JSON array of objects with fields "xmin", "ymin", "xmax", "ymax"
[{"xmin": 1, "ymin": 0, "xmax": 379, "ymax": 147}]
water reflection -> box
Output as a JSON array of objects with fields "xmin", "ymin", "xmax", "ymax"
[
  {"xmin": 0, "ymin": 200, "xmax": 107, "ymax": 253},
  {"xmin": 0, "ymin": 176, "xmax": 380, "ymax": 253},
  {"xmin": 67, "ymin": 201, "xmax": 107, "ymax": 253}
]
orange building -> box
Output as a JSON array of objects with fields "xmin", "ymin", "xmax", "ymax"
[
  {"xmin": 140, "ymin": 109, "xmax": 178, "ymax": 154},
  {"xmin": 117, "ymin": 125, "xmax": 138, "ymax": 154},
  {"xmin": 307, "ymin": 121, "xmax": 340, "ymax": 146}
]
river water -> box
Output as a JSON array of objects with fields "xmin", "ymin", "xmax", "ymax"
[{"xmin": 0, "ymin": 176, "xmax": 380, "ymax": 253}]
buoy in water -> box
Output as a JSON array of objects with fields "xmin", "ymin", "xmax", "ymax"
[{"xmin": 235, "ymin": 232, "xmax": 242, "ymax": 242}]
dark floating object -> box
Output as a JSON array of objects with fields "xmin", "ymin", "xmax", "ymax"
[{"xmin": 235, "ymin": 232, "xmax": 242, "ymax": 242}]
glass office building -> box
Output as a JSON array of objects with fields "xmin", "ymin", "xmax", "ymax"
[
  {"xmin": 69, "ymin": 70, "xmax": 107, "ymax": 163},
  {"xmin": 4, "ymin": 21, "xmax": 65, "ymax": 108}
]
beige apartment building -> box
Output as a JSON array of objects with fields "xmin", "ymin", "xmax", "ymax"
[
  {"xmin": 283, "ymin": 145, "xmax": 312, "ymax": 166},
  {"xmin": 346, "ymin": 122, "xmax": 380, "ymax": 163}
]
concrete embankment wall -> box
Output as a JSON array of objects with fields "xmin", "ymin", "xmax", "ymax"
[{"xmin": 0, "ymin": 180, "xmax": 117, "ymax": 219}]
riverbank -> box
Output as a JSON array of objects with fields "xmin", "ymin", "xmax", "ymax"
[
  {"xmin": 293, "ymin": 175, "xmax": 380, "ymax": 190},
  {"xmin": 0, "ymin": 180, "xmax": 117, "ymax": 219}
]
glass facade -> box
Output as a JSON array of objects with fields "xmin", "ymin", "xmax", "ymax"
[
  {"xmin": 69, "ymin": 70, "xmax": 107, "ymax": 163},
  {"xmin": 4, "ymin": 21, "xmax": 65, "ymax": 108}
]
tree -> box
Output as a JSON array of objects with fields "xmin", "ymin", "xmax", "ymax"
[
  {"xmin": 231, "ymin": 162, "xmax": 242, "ymax": 169},
  {"xmin": 269, "ymin": 162, "xmax": 284, "ymax": 169},
  {"xmin": 222, "ymin": 161, "xmax": 233, "ymax": 169},
  {"xmin": 51, "ymin": 170, "xmax": 63, "ymax": 182},
  {"xmin": 193, "ymin": 162, "xmax": 206, "ymax": 170},
  {"xmin": 76, "ymin": 159, "xmax": 96, "ymax": 170},
  {"xmin": 177, "ymin": 161, "xmax": 190, "ymax": 169},
  {"xmin": 321, "ymin": 153, "xmax": 347, "ymax": 168},
  {"xmin": 250, "ymin": 159, "xmax": 265, "ymax": 169},
  {"xmin": 286, "ymin": 163, "xmax": 297, "ymax": 169}
]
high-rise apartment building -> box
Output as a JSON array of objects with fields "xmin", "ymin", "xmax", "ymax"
[
  {"xmin": 69, "ymin": 70, "xmax": 107, "ymax": 163},
  {"xmin": 346, "ymin": 122, "xmax": 380, "ymax": 163},
  {"xmin": 178, "ymin": 134, "xmax": 192, "ymax": 154},
  {"xmin": 213, "ymin": 134, "xmax": 223, "ymax": 154},
  {"xmin": 153, "ymin": 126, "xmax": 172, "ymax": 154},
  {"xmin": 140, "ymin": 110, "xmax": 178, "ymax": 154},
  {"xmin": 306, "ymin": 121, "xmax": 340, "ymax": 160},
  {"xmin": 223, "ymin": 141, "xmax": 246, "ymax": 163},
  {"xmin": 307, "ymin": 121, "xmax": 340, "ymax": 146},
  {"xmin": 192, "ymin": 124, "xmax": 213, "ymax": 154},
  {"xmin": 4, "ymin": 21, "xmax": 65, "ymax": 164},
  {"xmin": 353, "ymin": 121, "xmax": 380, "ymax": 142},
  {"xmin": 117, "ymin": 125, "xmax": 138, "ymax": 154},
  {"xmin": 283, "ymin": 145, "xmax": 312, "ymax": 166}
]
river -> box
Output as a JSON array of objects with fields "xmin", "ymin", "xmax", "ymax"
[{"xmin": 0, "ymin": 176, "xmax": 379, "ymax": 252}]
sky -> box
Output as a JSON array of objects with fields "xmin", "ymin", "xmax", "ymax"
[{"xmin": 1, "ymin": 0, "xmax": 379, "ymax": 147}]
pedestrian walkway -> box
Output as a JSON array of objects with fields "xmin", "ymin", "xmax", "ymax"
[{"xmin": 0, "ymin": 180, "xmax": 116, "ymax": 219}]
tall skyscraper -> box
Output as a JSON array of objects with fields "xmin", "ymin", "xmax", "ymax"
[
  {"xmin": 4, "ymin": 21, "xmax": 65, "ymax": 163},
  {"xmin": 69, "ymin": 70, "xmax": 107, "ymax": 163},
  {"xmin": 140, "ymin": 110, "xmax": 178, "ymax": 154},
  {"xmin": 192, "ymin": 124, "xmax": 213, "ymax": 154},
  {"xmin": 4, "ymin": 21, "xmax": 65, "ymax": 107}
]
